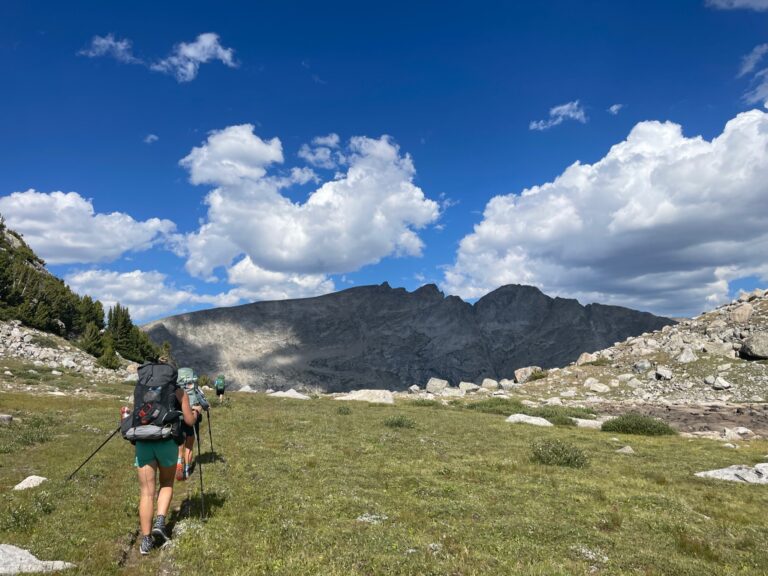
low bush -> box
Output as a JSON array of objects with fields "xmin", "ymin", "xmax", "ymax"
[
  {"xmin": 464, "ymin": 398, "xmax": 524, "ymax": 415},
  {"xmin": 0, "ymin": 414, "xmax": 54, "ymax": 454},
  {"xmin": 601, "ymin": 413, "xmax": 677, "ymax": 436},
  {"xmin": 336, "ymin": 405, "xmax": 352, "ymax": 415},
  {"xmin": 528, "ymin": 369, "xmax": 548, "ymax": 381},
  {"xmin": 409, "ymin": 398, "xmax": 441, "ymax": 408},
  {"xmin": 530, "ymin": 439, "xmax": 589, "ymax": 468},
  {"xmin": 527, "ymin": 405, "xmax": 596, "ymax": 422},
  {"xmin": 384, "ymin": 415, "xmax": 416, "ymax": 429}
]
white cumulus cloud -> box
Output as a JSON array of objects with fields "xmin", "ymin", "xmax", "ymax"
[
  {"xmin": 65, "ymin": 269, "xmax": 240, "ymax": 322},
  {"xmin": 444, "ymin": 109, "xmax": 768, "ymax": 317},
  {"xmin": 79, "ymin": 34, "xmax": 141, "ymax": 64},
  {"xmin": 529, "ymin": 100, "xmax": 587, "ymax": 131},
  {"xmin": 298, "ymin": 133, "xmax": 343, "ymax": 169},
  {"xmin": 0, "ymin": 190, "xmax": 176, "ymax": 265},
  {"xmin": 182, "ymin": 125, "xmax": 441, "ymax": 281},
  {"xmin": 707, "ymin": 0, "xmax": 768, "ymax": 10},
  {"xmin": 151, "ymin": 33, "xmax": 237, "ymax": 82},
  {"xmin": 80, "ymin": 32, "xmax": 237, "ymax": 83},
  {"xmin": 608, "ymin": 103, "xmax": 624, "ymax": 115}
]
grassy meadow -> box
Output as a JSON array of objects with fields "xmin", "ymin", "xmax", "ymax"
[{"xmin": 1, "ymin": 385, "xmax": 768, "ymax": 575}]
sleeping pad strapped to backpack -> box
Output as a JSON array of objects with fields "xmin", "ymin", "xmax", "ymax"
[{"xmin": 121, "ymin": 362, "xmax": 183, "ymax": 444}]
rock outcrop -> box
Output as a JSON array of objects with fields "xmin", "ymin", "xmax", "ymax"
[
  {"xmin": 0, "ymin": 320, "xmax": 130, "ymax": 383},
  {"xmin": 144, "ymin": 283, "xmax": 672, "ymax": 392}
]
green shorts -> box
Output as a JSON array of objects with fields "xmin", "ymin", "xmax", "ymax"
[{"xmin": 134, "ymin": 439, "xmax": 178, "ymax": 468}]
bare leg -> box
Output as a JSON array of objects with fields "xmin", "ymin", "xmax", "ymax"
[
  {"xmin": 184, "ymin": 435, "xmax": 195, "ymax": 466},
  {"xmin": 137, "ymin": 463, "xmax": 157, "ymax": 535},
  {"xmin": 156, "ymin": 465, "xmax": 176, "ymax": 518}
]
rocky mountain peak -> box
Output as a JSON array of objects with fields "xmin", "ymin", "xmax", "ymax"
[{"xmin": 144, "ymin": 283, "xmax": 673, "ymax": 392}]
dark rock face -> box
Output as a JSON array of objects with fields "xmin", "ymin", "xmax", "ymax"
[{"xmin": 143, "ymin": 283, "xmax": 674, "ymax": 392}]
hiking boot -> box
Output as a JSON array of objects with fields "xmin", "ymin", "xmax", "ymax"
[
  {"xmin": 175, "ymin": 459, "xmax": 185, "ymax": 481},
  {"xmin": 151, "ymin": 517, "xmax": 170, "ymax": 546},
  {"xmin": 139, "ymin": 535, "xmax": 154, "ymax": 555}
]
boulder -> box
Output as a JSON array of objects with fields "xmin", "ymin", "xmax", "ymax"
[
  {"xmin": 481, "ymin": 378, "xmax": 499, "ymax": 391},
  {"xmin": 572, "ymin": 418, "xmax": 602, "ymax": 429},
  {"xmin": 740, "ymin": 333, "xmax": 768, "ymax": 360},
  {"xmin": 633, "ymin": 359, "xmax": 652, "ymax": 373},
  {"xmin": 0, "ymin": 544, "xmax": 75, "ymax": 574},
  {"xmin": 729, "ymin": 303, "xmax": 753, "ymax": 324},
  {"xmin": 576, "ymin": 352, "xmax": 598, "ymax": 365},
  {"xmin": 425, "ymin": 377, "xmax": 449, "ymax": 394},
  {"xmin": 514, "ymin": 366, "xmax": 542, "ymax": 384},
  {"xmin": 268, "ymin": 389, "xmax": 311, "ymax": 400},
  {"xmin": 703, "ymin": 342, "xmax": 735, "ymax": 358},
  {"xmin": 408, "ymin": 385, "xmax": 421, "ymax": 394},
  {"xmin": 655, "ymin": 367, "xmax": 673, "ymax": 381},
  {"xmin": 439, "ymin": 387, "xmax": 465, "ymax": 398},
  {"xmin": 505, "ymin": 414, "xmax": 553, "ymax": 427},
  {"xmin": 676, "ymin": 348, "xmax": 698, "ymax": 364},
  {"xmin": 712, "ymin": 377, "xmax": 731, "ymax": 390},
  {"xmin": 13, "ymin": 475, "xmax": 48, "ymax": 491},
  {"xmin": 459, "ymin": 381, "xmax": 480, "ymax": 392},
  {"xmin": 335, "ymin": 389, "xmax": 394, "ymax": 404},
  {"xmin": 695, "ymin": 465, "xmax": 768, "ymax": 484},
  {"xmin": 544, "ymin": 397, "xmax": 563, "ymax": 406},
  {"xmin": 499, "ymin": 378, "xmax": 517, "ymax": 390}
]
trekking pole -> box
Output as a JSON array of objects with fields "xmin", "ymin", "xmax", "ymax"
[
  {"xmin": 206, "ymin": 410, "xmax": 215, "ymax": 453},
  {"xmin": 67, "ymin": 425, "xmax": 120, "ymax": 481},
  {"xmin": 193, "ymin": 426, "xmax": 206, "ymax": 520}
]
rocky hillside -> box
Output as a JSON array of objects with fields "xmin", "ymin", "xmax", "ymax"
[
  {"xmin": 0, "ymin": 319, "xmax": 133, "ymax": 389},
  {"xmin": 505, "ymin": 287, "xmax": 768, "ymax": 407},
  {"xmin": 143, "ymin": 282, "xmax": 672, "ymax": 392}
]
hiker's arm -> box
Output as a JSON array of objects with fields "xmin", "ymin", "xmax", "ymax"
[{"xmin": 177, "ymin": 389, "xmax": 197, "ymax": 426}]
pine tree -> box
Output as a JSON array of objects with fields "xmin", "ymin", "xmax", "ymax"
[
  {"xmin": 98, "ymin": 340, "xmax": 121, "ymax": 369},
  {"xmin": 80, "ymin": 322, "xmax": 104, "ymax": 357}
]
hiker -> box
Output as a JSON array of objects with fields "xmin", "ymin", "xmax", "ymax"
[
  {"xmin": 176, "ymin": 368, "xmax": 209, "ymax": 481},
  {"xmin": 214, "ymin": 374, "xmax": 226, "ymax": 403},
  {"xmin": 122, "ymin": 356, "xmax": 196, "ymax": 556}
]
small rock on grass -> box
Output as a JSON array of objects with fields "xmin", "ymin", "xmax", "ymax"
[
  {"xmin": 13, "ymin": 475, "xmax": 47, "ymax": 491},
  {"xmin": 505, "ymin": 414, "xmax": 552, "ymax": 427},
  {"xmin": 616, "ymin": 446, "xmax": 635, "ymax": 455},
  {"xmin": 0, "ymin": 414, "xmax": 12, "ymax": 425}
]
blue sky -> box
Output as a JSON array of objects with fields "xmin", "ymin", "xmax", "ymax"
[{"xmin": 1, "ymin": 0, "xmax": 767, "ymax": 321}]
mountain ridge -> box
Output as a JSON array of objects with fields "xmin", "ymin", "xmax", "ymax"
[{"xmin": 143, "ymin": 282, "xmax": 673, "ymax": 391}]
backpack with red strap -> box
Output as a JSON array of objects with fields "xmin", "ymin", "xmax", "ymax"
[{"xmin": 121, "ymin": 362, "xmax": 183, "ymax": 444}]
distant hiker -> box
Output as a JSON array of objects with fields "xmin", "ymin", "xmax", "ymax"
[
  {"xmin": 176, "ymin": 367, "xmax": 210, "ymax": 481},
  {"xmin": 121, "ymin": 355, "xmax": 196, "ymax": 556},
  {"xmin": 214, "ymin": 374, "xmax": 226, "ymax": 403}
]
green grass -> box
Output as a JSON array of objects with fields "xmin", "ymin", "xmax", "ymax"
[
  {"xmin": 527, "ymin": 369, "xmax": 549, "ymax": 381},
  {"xmin": 602, "ymin": 413, "xmax": 678, "ymax": 436},
  {"xmin": 1, "ymin": 391, "xmax": 767, "ymax": 575},
  {"xmin": 383, "ymin": 414, "xmax": 416, "ymax": 428},
  {"xmin": 462, "ymin": 397, "xmax": 595, "ymax": 425}
]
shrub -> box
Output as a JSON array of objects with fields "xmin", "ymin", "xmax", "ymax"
[
  {"xmin": 410, "ymin": 398, "xmax": 441, "ymax": 408},
  {"xmin": 528, "ymin": 369, "xmax": 548, "ymax": 381},
  {"xmin": 464, "ymin": 398, "xmax": 524, "ymax": 416},
  {"xmin": 530, "ymin": 439, "xmax": 589, "ymax": 469},
  {"xmin": 384, "ymin": 415, "xmax": 416, "ymax": 429},
  {"xmin": 337, "ymin": 405, "xmax": 352, "ymax": 415},
  {"xmin": 526, "ymin": 405, "xmax": 596, "ymax": 422},
  {"xmin": 601, "ymin": 413, "xmax": 677, "ymax": 436}
]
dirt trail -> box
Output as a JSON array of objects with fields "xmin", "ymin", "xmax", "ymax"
[{"xmin": 117, "ymin": 479, "xmax": 195, "ymax": 574}]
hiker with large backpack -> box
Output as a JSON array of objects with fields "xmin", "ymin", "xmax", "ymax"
[
  {"xmin": 175, "ymin": 367, "xmax": 209, "ymax": 481},
  {"xmin": 214, "ymin": 374, "xmax": 226, "ymax": 403},
  {"xmin": 121, "ymin": 356, "xmax": 196, "ymax": 556}
]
